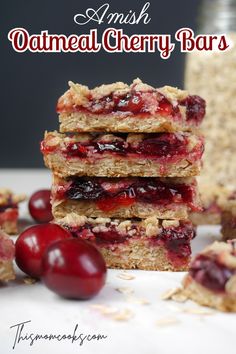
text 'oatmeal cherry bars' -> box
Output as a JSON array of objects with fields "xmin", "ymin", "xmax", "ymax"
[{"xmin": 42, "ymin": 78, "xmax": 205, "ymax": 271}]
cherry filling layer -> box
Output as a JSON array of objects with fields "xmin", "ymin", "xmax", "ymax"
[
  {"xmin": 57, "ymin": 87, "xmax": 205, "ymax": 125},
  {"xmin": 189, "ymin": 255, "xmax": 236, "ymax": 293},
  {"xmin": 52, "ymin": 133, "xmax": 203, "ymax": 162},
  {"xmin": 66, "ymin": 222, "xmax": 194, "ymax": 267},
  {"xmin": 61, "ymin": 178, "xmax": 199, "ymax": 212}
]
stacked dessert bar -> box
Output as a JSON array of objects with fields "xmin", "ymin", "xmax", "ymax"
[{"xmin": 42, "ymin": 78, "xmax": 205, "ymax": 271}]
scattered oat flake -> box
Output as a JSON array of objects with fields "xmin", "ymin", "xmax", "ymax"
[
  {"xmin": 166, "ymin": 304, "xmax": 183, "ymax": 313},
  {"xmin": 116, "ymin": 287, "xmax": 134, "ymax": 295},
  {"xmin": 90, "ymin": 304, "xmax": 118, "ymax": 314},
  {"xmin": 117, "ymin": 273, "xmax": 135, "ymax": 280},
  {"xmin": 156, "ymin": 317, "xmax": 180, "ymax": 327},
  {"xmin": 90, "ymin": 304, "xmax": 134, "ymax": 321},
  {"xmin": 126, "ymin": 296, "xmax": 150, "ymax": 305},
  {"xmin": 23, "ymin": 277, "xmax": 37, "ymax": 285},
  {"xmin": 183, "ymin": 307, "xmax": 214, "ymax": 315},
  {"xmin": 161, "ymin": 287, "xmax": 182, "ymax": 300},
  {"xmin": 111, "ymin": 309, "xmax": 134, "ymax": 321},
  {"xmin": 172, "ymin": 293, "xmax": 188, "ymax": 303}
]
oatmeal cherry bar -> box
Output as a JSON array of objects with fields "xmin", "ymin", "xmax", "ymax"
[
  {"xmin": 0, "ymin": 188, "xmax": 26, "ymax": 234},
  {"xmin": 0, "ymin": 229, "xmax": 15, "ymax": 281},
  {"xmin": 183, "ymin": 241, "xmax": 236, "ymax": 312},
  {"xmin": 56, "ymin": 213, "xmax": 195, "ymax": 271},
  {"xmin": 57, "ymin": 79, "xmax": 205, "ymax": 133},
  {"xmin": 42, "ymin": 131, "xmax": 204, "ymax": 178},
  {"xmin": 52, "ymin": 176, "xmax": 201, "ymax": 220}
]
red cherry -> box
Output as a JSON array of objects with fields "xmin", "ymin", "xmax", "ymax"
[
  {"xmin": 158, "ymin": 98, "xmax": 173, "ymax": 116},
  {"xmin": 96, "ymin": 193, "xmax": 134, "ymax": 212},
  {"xmin": 15, "ymin": 224, "xmax": 72, "ymax": 278},
  {"xmin": 42, "ymin": 238, "xmax": 107, "ymax": 299},
  {"xmin": 115, "ymin": 93, "xmax": 144, "ymax": 113},
  {"xmin": 28, "ymin": 189, "xmax": 53, "ymax": 223}
]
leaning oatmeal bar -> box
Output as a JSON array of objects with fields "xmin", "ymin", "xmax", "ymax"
[
  {"xmin": 42, "ymin": 131, "xmax": 204, "ymax": 178},
  {"xmin": 190, "ymin": 181, "xmax": 230, "ymax": 225},
  {"xmin": 221, "ymin": 194, "xmax": 236, "ymax": 241},
  {"xmin": 182, "ymin": 241, "xmax": 236, "ymax": 312},
  {"xmin": 52, "ymin": 176, "xmax": 201, "ymax": 220},
  {"xmin": 57, "ymin": 79, "xmax": 205, "ymax": 133},
  {"xmin": 0, "ymin": 188, "xmax": 25, "ymax": 234},
  {"xmin": 0, "ymin": 230, "xmax": 15, "ymax": 281},
  {"xmin": 56, "ymin": 213, "xmax": 195, "ymax": 271}
]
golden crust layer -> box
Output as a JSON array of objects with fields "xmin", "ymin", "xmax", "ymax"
[
  {"xmin": 52, "ymin": 200, "xmax": 189, "ymax": 220},
  {"xmin": 94, "ymin": 239, "xmax": 189, "ymax": 271},
  {"xmin": 0, "ymin": 220, "xmax": 18, "ymax": 235},
  {"xmin": 183, "ymin": 275, "xmax": 236, "ymax": 312},
  {"xmin": 59, "ymin": 110, "xmax": 191, "ymax": 134},
  {"xmin": 0, "ymin": 260, "xmax": 15, "ymax": 282},
  {"xmin": 0, "ymin": 230, "xmax": 15, "ymax": 281},
  {"xmin": 221, "ymin": 209, "xmax": 236, "ymax": 241},
  {"xmin": 44, "ymin": 151, "xmax": 201, "ymax": 178}
]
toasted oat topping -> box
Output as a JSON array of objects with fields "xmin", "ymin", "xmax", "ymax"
[
  {"xmin": 58, "ymin": 78, "xmax": 190, "ymax": 110},
  {"xmin": 95, "ymin": 134, "xmax": 124, "ymax": 143},
  {"xmin": 92, "ymin": 82, "xmax": 129, "ymax": 99},
  {"xmin": 0, "ymin": 188, "xmax": 26, "ymax": 206},
  {"xmin": 141, "ymin": 216, "xmax": 161, "ymax": 237},
  {"xmin": 162, "ymin": 220, "xmax": 180, "ymax": 229},
  {"xmin": 58, "ymin": 213, "xmax": 88, "ymax": 227},
  {"xmin": 159, "ymin": 85, "xmax": 188, "ymax": 102},
  {"xmin": 57, "ymin": 214, "xmax": 189, "ymax": 241},
  {"xmin": 131, "ymin": 78, "xmax": 154, "ymax": 92},
  {"xmin": 68, "ymin": 81, "xmax": 90, "ymax": 105},
  {"xmin": 116, "ymin": 220, "xmax": 132, "ymax": 235}
]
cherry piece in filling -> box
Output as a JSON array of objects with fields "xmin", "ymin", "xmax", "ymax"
[
  {"xmin": 42, "ymin": 238, "xmax": 107, "ymax": 299},
  {"xmin": 136, "ymin": 134, "xmax": 186, "ymax": 157},
  {"xmin": 181, "ymin": 95, "xmax": 206, "ymax": 124},
  {"xmin": 113, "ymin": 92, "xmax": 144, "ymax": 113},
  {"xmin": 157, "ymin": 97, "xmax": 173, "ymax": 116},
  {"xmin": 29, "ymin": 189, "xmax": 53, "ymax": 223},
  {"xmin": 15, "ymin": 224, "xmax": 72, "ymax": 278}
]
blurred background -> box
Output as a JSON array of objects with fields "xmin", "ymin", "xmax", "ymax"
[{"xmin": 1, "ymin": 0, "xmax": 199, "ymax": 167}]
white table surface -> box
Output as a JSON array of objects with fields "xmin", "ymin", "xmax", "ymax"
[{"xmin": 0, "ymin": 169, "xmax": 235, "ymax": 354}]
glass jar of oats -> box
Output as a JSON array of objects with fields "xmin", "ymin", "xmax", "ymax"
[{"xmin": 185, "ymin": 0, "xmax": 236, "ymax": 190}]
